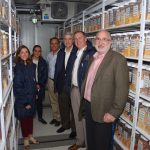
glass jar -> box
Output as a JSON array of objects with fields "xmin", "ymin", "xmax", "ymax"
[
  {"xmin": 120, "ymin": 5, "xmax": 126, "ymax": 25},
  {"xmin": 130, "ymin": 98, "xmax": 135, "ymax": 122},
  {"xmin": 122, "ymin": 123, "xmax": 132, "ymax": 149},
  {"xmin": 115, "ymin": 7, "xmax": 120, "ymax": 26},
  {"xmin": 108, "ymin": 8, "xmax": 114, "ymax": 27},
  {"xmin": 137, "ymin": 135, "xmax": 149, "ymax": 150},
  {"xmin": 123, "ymin": 98, "xmax": 131, "ymax": 119},
  {"xmin": 104, "ymin": 11, "xmax": 109, "ymax": 28},
  {"xmin": 133, "ymin": 1, "xmax": 141, "ymax": 23},
  {"xmin": 130, "ymin": 32, "xmax": 140, "ymax": 58},
  {"xmin": 137, "ymin": 101, "xmax": 150, "ymax": 132},
  {"xmin": 144, "ymin": 32, "xmax": 150, "ymax": 59},
  {"xmin": 146, "ymin": 0, "xmax": 150, "ymax": 20},
  {"xmin": 0, "ymin": 30, "xmax": 2, "ymax": 56},
  {"xmin": 123, "ymin": 33, "xmax": 131, "ymax": 57}
]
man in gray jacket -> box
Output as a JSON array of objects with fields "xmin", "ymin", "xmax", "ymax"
[{"xmin": 82, "ymin": 30, "xmax": 129, "ymax": 150}]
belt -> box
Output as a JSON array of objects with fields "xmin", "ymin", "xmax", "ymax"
[
  {"xmin": 72, "ymin": 84, "xmax": 78, "ymax": 88},
  {"xmin": 49, "ymin": 77, "xmax": 54, "ymax": 81}
]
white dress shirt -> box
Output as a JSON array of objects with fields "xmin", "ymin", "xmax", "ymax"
[
  {"xmin": 72, "ymin": 46, "xmax": 86, "ymax": 86},
  {"xmin": 65, "ymin": 46, "xmax": 73, "ymax": 69}
]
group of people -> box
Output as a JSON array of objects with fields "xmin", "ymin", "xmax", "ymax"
[{"xmin": 13, "ymin": 30, "xmax": 129, "ymax": 150}]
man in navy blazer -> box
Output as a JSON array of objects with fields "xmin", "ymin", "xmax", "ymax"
[{"xmin": 54, "ymin": 32, "xmax": 77, "ymax": 138}]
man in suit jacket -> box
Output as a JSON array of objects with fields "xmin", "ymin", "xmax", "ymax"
[
  {"xmin": 82, "ymin": 30, "xmax": 129, "ymax": 150},
  {"xmin": 54, "ymin": 32, "xmax": 77, "ymax": 138}
]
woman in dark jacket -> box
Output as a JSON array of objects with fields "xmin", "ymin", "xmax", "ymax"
[
  {"xmin": 32, "ymin": 45, "xmax": 48, "ymax": 124},
  {"xmin": 13, "ymin": 45, "xmax": 39, "ymax": 148}
]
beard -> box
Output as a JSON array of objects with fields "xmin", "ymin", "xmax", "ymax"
[{"xmin": 95, "ymin": 44, "xmax": 111, "ymax": 54}]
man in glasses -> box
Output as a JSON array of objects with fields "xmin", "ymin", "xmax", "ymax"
[{"xmin": 80, "ymin": 30, "xmax": 129, "ymax": 150}]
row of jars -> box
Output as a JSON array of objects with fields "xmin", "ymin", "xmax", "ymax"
[
  {"xmin": 115, "ymin": 119, "xmax": 150, "ymax": 150},
  {"xmin": 72, "ymin": 23, "xmax": 82, "ymax": 33},
  {"xmin": 111, "ymin": 31, "xmax": 150, "ymax": 59},
  {"xmin": 0, "ymin": 0, "xmax": 17, "ymax": 29},
  {"xmin": 72, "ymin": 0, "xmax": 150, "ymax": 33},
  {"xmin": 0, "ymin": 30, "xmax": 9, "ymax": 56},
  {"xmin": 105, "ymin": 0, "xmax": 150, "ymax": 28},
  {"xmin": 84, "ymin": 14, "xmax": 101, "ymax": 33}
]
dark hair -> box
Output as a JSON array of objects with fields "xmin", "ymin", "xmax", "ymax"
[
  {"xmin": 15, "ymin": 45, "xmax": 32, "ymax": 64},
  {"xmin": 32, "ymin": 45, "xmax": 42, "ymax": 52},
  {"xmin": 74, "ymin": 31, "xmax": 86, "ymax": 37},
  {"xmin": 49, "ymin": 37, "xmax": 60, "ymax": 45}
]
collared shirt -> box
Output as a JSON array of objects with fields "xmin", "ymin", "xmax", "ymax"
[
  {"xmin": 65, "ymin": 46, "xmax": 73, "ymax": 69},
  {"xmin": 32, "ymin": 59, "xmax": 39, "ymax": 82},
  {"xmin": 47, "ymin": 51, "xmax": 59, "ymax": 79},
  {"xmin": 84, "ymin": 52, "xmax": 105, "ymax": 101},
  {"xmin": 72, "ymin": 46, "xmax": 87, "ymax": 87}
]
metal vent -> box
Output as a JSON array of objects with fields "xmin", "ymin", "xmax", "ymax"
[{"xmin": 51, "ymin": 2, "xmax": 68, "ymax": 19}]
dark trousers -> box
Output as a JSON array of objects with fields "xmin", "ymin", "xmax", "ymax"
[
  {"xmin": 85, "ymin": 101, "xmax": 112, "ymax": 150},
  {"xmin": 36, "ymin": 88, "xmax": 44, "ymax": 119},
  {"xmin": 58, "ymin": 89, "xmax": 75, "ymax": 132},
  {"xmin": 20, "ymin": 117, "xmax": 33, "ymax": 137}
]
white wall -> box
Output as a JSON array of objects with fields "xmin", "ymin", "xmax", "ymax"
[{"xmin": 19, "ymin": 14, "xmax": 57, "ymax": 60}]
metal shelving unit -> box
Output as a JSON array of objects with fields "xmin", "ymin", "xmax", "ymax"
[
  {"xmin": 56, "ymin": 0, "xmax": 150, "ymax": 149},
  {"xmin": 0, "ymin": 0, "xmax": 17, "ymax": 149}
]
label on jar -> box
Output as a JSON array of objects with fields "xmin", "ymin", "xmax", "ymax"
[
  {"xmin": 138, "ymin": 108, "xmax": 146, "ymax": 122},
  {"xmin": 145, "ymin": 34, "xmax": 150, "ymax": 50},
  {"xmin": 124, "ymin": 36, "xmax": 130, "ymax": 50},
  {"xmin": 131, "ymin": 104, "xmax": 134, "ymax": 116},
  {"xmin": 118, "ymin": 126, "xmax": 122, "ymax": 134},
  {"xmin": 144, "ymin": 73, "xmax": 149, "ymax": 87},
  {"xmin": 147, "ymin": 111, "xmax": 150, "ymax": 126},
  {"xmin": 132, "ymin": 70, "xmax": 137, "ymax": 85},
  {"xmin": 123, "ymin": 130, "xmax": 128, "ymax": 140},
  {"xmin": 133, "ymin": 4, "xmax": 139, "ymax": 16},
  {"xmin": 138, "ymin": 141, "xmax": 143, "ymax": 150},
  {"xmin": 125, "ymin": 102, "xmax": 130, "ymax": 113},
  {"xmin": 147, "ymin": 0, "xmax": 150, "ymax": 13},
  {"xmin": 125, "ymin": 7, "xmax": 131, "ymax": 24},
  {"xmin": 129, "ymin": 68, "xmax": 133, "ymax": 83}
]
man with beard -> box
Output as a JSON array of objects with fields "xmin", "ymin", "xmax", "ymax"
[{"xmin": 81, "ymin": 30, "xmax": 129, "ymax": 150}]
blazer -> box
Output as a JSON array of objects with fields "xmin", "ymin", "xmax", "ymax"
[
  {"xmin": 13, "ymin": 62, "xmax": 36, "ymax": 119},
  {"xmin": 54, "ymin": 45, "xmax": 77, "ymax": 94},
  {"xmin": 81, "ymin": 50, "xmax": 129, "ymax": 123}
]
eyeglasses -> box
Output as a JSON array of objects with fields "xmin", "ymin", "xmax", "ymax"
[{"xmin": 95, "ymin": 38, "xmax": 111, "ymax": 42}]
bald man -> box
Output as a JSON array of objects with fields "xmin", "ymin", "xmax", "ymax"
[{"xmin": 81, "ymin": 30, "xmax": 129, "ymax": 150}]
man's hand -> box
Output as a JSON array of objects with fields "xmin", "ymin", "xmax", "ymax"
[{"xmin": 103, "ymin": 113, "xmax": 116, "ymax": 123}]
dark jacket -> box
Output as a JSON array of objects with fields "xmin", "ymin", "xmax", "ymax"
[
  {"xmin": 13, "ymin": 62, "xmax": 36, "ymax": 119},
  {"xmin": 54, "ymin": 45, "xmax": 78, "ymax": 94},
  {"xmin": 77, "ymin": 40, "xmax": 96, "ymax": 92},
  {"xmin": 36, "ymin": 57, "xmax": 48, "ymax": 99}
]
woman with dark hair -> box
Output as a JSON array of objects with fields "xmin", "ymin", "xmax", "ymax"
[
  {"xmin": 32, "ymin": 45, "xmax": 48, "ymax": 124},
  {"xmin": 13, "ymin": 45, "xmax": 39, "ymax": 148}
]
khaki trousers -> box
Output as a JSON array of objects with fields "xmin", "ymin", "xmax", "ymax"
[
  {"xmin": 47, "ymin": 78, "xmax": 60, "ymax": 121},
  {"xmin": 71, "ymin": 86, "xmax": 86, "ymax": 146}
]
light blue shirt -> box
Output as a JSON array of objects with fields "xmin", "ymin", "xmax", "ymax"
[{"xmin": 47, "ymin": 51, "xmax": 58, "ymax": 79}]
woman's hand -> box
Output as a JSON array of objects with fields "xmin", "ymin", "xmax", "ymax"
[{"xmin": 25, "ymin": 104, "xmax": 31, "ymax": 109}]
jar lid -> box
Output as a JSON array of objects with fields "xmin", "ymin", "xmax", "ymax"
[
  {"xmin": 126, "ymin": 124, "xmax": 132, "ymax": 129},
  {"xmin": 141, "ymin": 135, "xmax": 148, "ymax": 141},
  {"xmin": 142, "ymin": 101, "xmax": 150, "ymax": 107}
]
